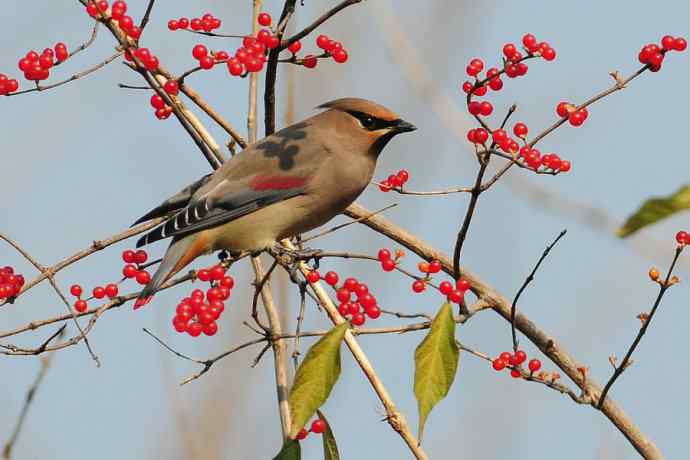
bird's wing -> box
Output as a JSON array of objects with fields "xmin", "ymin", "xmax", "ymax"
[{"xmin": 131, "ymin": 173, "xmax": 213, "ymax": 226}]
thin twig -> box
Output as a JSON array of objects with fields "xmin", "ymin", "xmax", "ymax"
[
  {"xmin": 510, "ymin": 229, "xmax": 567, "ymax": 351},
  {"xmin": 2, "ymin": 327, "xmax": 64, "ymax": 460},
  {"xmin": 282, "ymin": 0, "xmax": 363, "ymax": 49},
  {"xmin": 597, "ymin": 246, "xmax": 683, "ymax": 408},
  {"xmin": 139, "ymin": 0, "xmax": 156, "ymax": 30},
  {"xmin": 302, "ymin": 203, "xmax": 397, "ymax": 243}
]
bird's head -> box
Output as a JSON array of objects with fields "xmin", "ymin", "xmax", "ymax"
[{"xmin": 317, "ymin": 98, "xmax": 416, "ymax": 156}]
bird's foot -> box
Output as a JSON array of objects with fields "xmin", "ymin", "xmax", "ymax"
[{"xmin": 268, "ymin": 244, "xmax": 322, "ymax": 264}]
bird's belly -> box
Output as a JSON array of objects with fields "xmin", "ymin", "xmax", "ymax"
[{"xmin": 206, "ymin": 195, "xmax": 343, "ymax": 253}]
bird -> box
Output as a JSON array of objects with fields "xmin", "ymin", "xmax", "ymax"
[{"xmin": 131, "ymin": 97, "xmax": 416, "ymax": 306}]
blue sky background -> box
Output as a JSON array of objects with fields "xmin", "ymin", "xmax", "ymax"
[{"xmin": 1, "ymin": 1, "xmax": 689, "ymax": 459}]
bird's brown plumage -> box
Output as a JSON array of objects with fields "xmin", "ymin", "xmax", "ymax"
[{"xmin": 133, "ymin": 97, "xmax": 415, "ymax": 303}]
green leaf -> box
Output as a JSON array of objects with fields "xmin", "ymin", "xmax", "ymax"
[
  {"xmin": 414, "ymin": 302, "xmax": 460, "ymax": 443},
  {"xmin": 317, "ymin": 410, "xmax": 341, "ymax": 460},
  {"xmin": 272, "ymin": 440, "xmax": 301, "ymax": 460},
  {"xmin": 618, "ymin": 185, "xmax": 690, "ymax": 237},
  {"xmin": 288, "ymin": 322, "xmax": 348, "ymax": 439}
]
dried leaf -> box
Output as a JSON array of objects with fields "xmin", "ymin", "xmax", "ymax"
[{"xmin": 317, "ymin": 410, "xmax": 341, "ymax": 460}]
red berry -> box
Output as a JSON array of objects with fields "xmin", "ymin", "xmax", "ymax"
[
  {"xmin": 311, "ymin": 419, "xmax": 326, "ymax": 434},
  {"xmin": 513, "ymin": 122, "xmax": 528, "ymax": 138},
  {"xmin": 377, "ymin": 248, "xmax": 391, "ymax": 262},
  {"xmin": 69, "ymin": 284, "xmax": 82, "ymax": 297},
  {"xmin": 340, "ymin": 278, "xmax": 356, "ymax": 291},
  {"xmin": 192, "ymin": 44, "xmax": 208, "ymax": 60},
  {"xmin": 306, "ymin": 271, "xmax": 320, "ymax": 283},
  {"xmin": 673, "ymin": 37, "xmax": 687, "ymax": 51},
  {"xmin": 197, "ymin": 270, "xmax": 210, "ymax": 284},
  {"xmin": 492, "ymin": 358, "xmax": 506, "ymax": 371},
  {"xmin": 488, "ymin": 77, "xmax": 503, "ymax": 91},
  {"xmin": 118, "ymin": 15, "xmax": 134, "ymax": 31},
  {"xmin": 199, "ymin": 56, "xmax": 215, "ymax": 70},
  {"xmin": 316, "ymin": 35, "xmax": 330, "ymax": 49},
  {"xmin": 136, "ymin": 270, "xmax": 151, "ymax": 285},
  {"xmin": 190, "ymin": 18, "xmax": 203, "ymax": 31},
  {"xmin": 439, "ymin": 281, "xmax": 453, "ymax": 295},
  {"xmin": 568, "ymin": 110, "xmax": 586, "ymax": 127},
  {"xmin": 528, "ymin": 359, "xmax": 542, "ymax": 372},
  {"xmin": 559, "ymin": 160, "xmax": 571, "ymax": 172},
  {"xmin": 220, "ymin": 276, "xmax": 234, "ymax": 289},
  {"xmin": 428, "ymin": 260, "xmax": 442, "ymax": 273},
  {"xmin": 662, "ymin": 35, "xmax": 675, "ymax": 50},
  {"xmin": 510, "ymin": 369, "xmax": 521, "ymax": 378},
  {"xmin": 257, "ymin": 12, "xmax": 272, "ymax": 26},
  {"xmin": 675, "ymin": 231, "xmax": 688, "ymax": 244},
  {"xmin": 178, "ymin": 17, "xmax": 189, "ymax": 29},
  {"xmin": 461, "ymin": 81, "xmax": 473, "ymax": 93},
  {"xmin": 150, "ymin": 94, "xmax": 166, "ymax": 109},
  {"xmin": 74, "ymin": 299, "xmax": 88, "ymax": 312},
  {"xmin": 338, "ymin": 303, "xmax": 349, "ymax": 316},
  {"xmin": 351, "ymin": 313, "xmax": 366, "ymax": 326},
  {"xmin": 123, "ymin": 264, "xmax": 138, "ymax": 278},
  {"xmin": 514, "ymin": 350, "xmax": 527, "ymax": 364},
  {"xmin": 473, "ymin": 128, "xmax": 488, "ymax": 144},
  {"xmin": 503, "ymin": 43, "xmax": 518, "ymax": 59},
  {"xmin": 105, "ymin": 283, "xmax": 119, "ymax": 298},
  {"xmin": 227, "ymin": 58, "xmax": 244, "ymax": 76},
  {"xmin": 332, "ymin": 49, "xmax": 348, "ymax": 63},
  {"xmin": 134, "ymin": 249, "xmax": 148, "ymax": 264},
  {"xmin": 556, "ymin": 102, "xmax": 570, "ymax": 118},
  {"xmin": 541, "ymin": 47, "xmax": 556, "ymax": 61},
  {"xmin": 86, "ymin": 3, "xmax": 98, "ymax": 17},
  {"xmin": 203, "ymin": 321, "xmax": 218, "ymax": 336},
  {"xmin": 209, "ymin": 265, "xmax": 225, "ymax": 280},
  {"xmin": 365, "ymin": 305, "xmax": 381, "ymax": 319},
  {"xmin": 418, "ymin": 261, "xmax": 429, "ymax": 273},
  {"xmin": 347, "ymin": 302, "xmax": 359, "ymax": 316},
  {"xmin": 302, "ymin": 55, "xmax": 318, "ymax": 68},
  {"xmin": 412, "ymin": 280, "xmax": 426, "ymax": 293},
  {"xmin": 324, "ymin": 271, "xmax": 339, "ymax": 286},
  {"xmin": 456, "ymin": 278, "xmax": 471, "ymax": 291},
  {"xmin": 381, "ymin": 259, "xmax": 396, "ymax": 272},
  {"xmin": 336, "ymin": 288, "xmax": 351, "ymax": 303},
  {"xmin": 288, "ymin": 40, "xmax": 302, "ymax": 54},
  {"xmin": 492, "ymin": 129, "xmax": 508, "ymax": 144},
  {"xmin": 522, "ymin": 33, "xmax": 538, "ymax": 51},
  {"xmin": 448, "ymin": 289, "xmax": 464, "ymax": 304},
  {"xmin": 173, "ymin": 316, "xmax": 188, "ymax": 333},
  {"xmin": 187, "ymin": 322, "xmax": 203, "ymax": 337},
  {"xmin": 93, "ymin": 286, "xmax": 106, "ymax": 299},
  {"xmin": 163, "ymin": 79, "xmax": 179, "ymax": 95},
  {"xmin": 167, "ymin": 19, "xmax": 179, "ymax": 31},
  {"xmin": 97, "ymin": 0, "xmax": 108, "ymax": 12},
  {"xmin": 478, "ymin": 101, "xmax": 493, "ymax": 116}
]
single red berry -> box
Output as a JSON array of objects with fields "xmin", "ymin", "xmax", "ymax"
[
  {"xmin": 461, "ymin": 81, "xmax": 473, "ymax": 93},
  {"xmin": 528, "ymin": 359, "xmax": 542, "ymax": 372},
  {"xmin": 338, "ymin": 302, "xmax": 349, "ymax": 316},
  {"xmin": 296, "ymin": 428, "xmax": 309, "ymax": 440},
  {"xmin": 199, "ymin": 56, "xmax": 215, "ymax": 69},
  {"xmin": 220, "ymin": 276, "xmax": 234, "ymax": 289},
  {"xmin": 134, "ymin": 249, "xmax": 148, "ymax": 264},
  {"xmin": 354, "ymin": 283, "xmax": 368, "ymax": 298},
  {"xmin": 522, "ymin": 33, "xmax": 538, "ymax": 51},
  {"xmin": 167, "ymin": 19, "xmax": 179, "ymax": 31},
  {"xmin": 428, "ymin": 260, "xmax": 442, "ymax": 273},
  {"xmin": 93, "ymin": 286, "xmax": 106, "ymax": 299},
  {"xmin": 412, "ymin": 280, "xmax": 426, "ymax": 293},
  {"xmin": 302, "ymin": 55, "xmax": 318, "ymax": 68},
  {"xmin": 192, "ymin": 44, "xmax": 208, "ymax": 60},
  {"xmin": 86, "ymin": 2, "xmax": 98, "ymax": 16},
  {"xmin": 365, "ymin": 305, "xmax": 381, "ymax": 319},
  {"xmin": 488, "ymin": 77, "xmax": 503, "ymax": 91},
  {"xmin": 336, "ymin": 288, "xmax": 351, "ymax": 303},
  {"xmin": 351, "ymin": 313, "xmax": 366, "ymax": 326},
  {"xmin": 377, "ymin": 248, "xmax": 391, "ymax": 262},
  {"xmin": 478, "ymin": 101, "xmax": 493, "ymax": 116},
  {"xmin": 257, "ymin": 12, "xmax": 272, "ymax": 26},
  {"xmin": 541, "ymin": 47, "xmax": 556, "ymax": 61},
  {"xmin": 448, "ymin": 289, "xmax": 464, "ymax": 304},
  {"xmin": 513, "ymin": 122, "xmax": 528, "ymax": 138},
  {"xmin": 439, "ymin": 281, "xmax": 453, "ymax": 295},
  {"xmin": 344, "ymin": 278, "xmax": 358, "ymax": 290},
  {"xmin": 568, "ymin": 110, "xmax": 586, "ymax": 127},
  {"xmin": 55, "ymin": 46, "xmax": 69, "ymax": 63},
  {"xmin": 97, "ymin": 0, "xmax": 108, "ymax": 12},
  {"xmin": 456, "ymin": 278, "xmax": 471, "ymax": 291},
  {"xmin": 324, "ymin": 271, "xmax": 339, "ymax": 286},
  {"xmin": 163, "ymin": 79, "xmax": 179, "ymax": 95},
  {"xmin": 502, "ymin": 43, "xmax": 518, "ymax": 59},
  {"xmin": 467, "ymin": 102, "xmax": 481, "ymax": 116},
  {"xmin": 306, "ymin": 271, "xmax": 320, "ymax": 283},
  {"xmin": 473, "ymin": 128, "xmax": 488, "ymax": 144},
  {"xmin": 118, "ymin": 15, "xmax": 134, "ymax": 31},
  {"xmin": 510, "ymin": 369, "xmax": 521, "ymax": 378},
  {"xmin": 499, "ymin": 352, "xmax": 512, "ymax": 362},
  {"xmin": 492, "ymin": 358, "xmax": 506, "ymax": 371},
  {"xmin": 492, "ymin": 129, "xmax": 508, "ymax": 144},
  {"xmin": 150, "ymin": 94, "xmax": 166, "ymax": 109},
  {"xmin": 661, "ymin": 35, "xmax": 675, "ymax": 50},
  {"xmin": 214, "ymin": 51, "xmax": 229, "ymax": 61},
  {"xmin": 556, "ymin": 101, "xmax": 570, "ymax": 118},
  {"xmin": 559, "ymin": 160, "xmax": 571, "ymax": 172},
  {"xmin": 332, "ymin": 49, "xmax": 348, "ymax": 63},
  {"xmin": 209, "ymin": 265, "xmax": 225, "ymax": 280},
  {"xmin": 316, "ymin": 35, "xmax": 330, "ymax": 49},
  {"xmin": 196, "ymin": 269, "xmax": 211, "ymax": 282},
  {"xmin": 178, "ymin": 17, "xmax": 189, "ymax": 29},
  {"xmin": 136, "ymin": 270, "xmax": 151, "ymax": 285},
  {"xmin": 70, "ymin": 284, "xmax": 83, "ymax": 297},
  {"xmin": 190, "ymin": 18, "xmax": 203, "ymax": 31},
  {"xmin": 514, "ymin": 350, "xmax": 527, "ymax": 364},
  {"xmin": 203, "ymin": 321, "xmax": 218, "ymax": 336},
  {"xmin": 187, "ymin": 322, "xmax": 203, "ymax": 337},
  {"xmin": 227, "ymin": 58, "xmax": 244, "ymax": 76},
  {"xmin": 381, "ymin": 259, "xmax": 396, "ymax": 272},
  {"xmin": 105, "ymin": 283, "xmax": 118, "ymax": 298},
  {"xmin": 311, "ymin": 419, "xmax": 326, "ymax": 434},
  {"xmin": 74, "ymin": 299, "xmax": 88, "ymax": 312},
  {"xmin": 347, "ymin": 302, "xmax": 360, "ymax": 316},
  {"xmin": 675, "ymin": 231, "xmax": 688, "ymax": 244},
  {"xmin": 288, "ymin": 40, "xmax": 302, "ymax": 54},
  {"xmin": 123, "ymin": 264, "xmax": 138, "ymax": 278}
]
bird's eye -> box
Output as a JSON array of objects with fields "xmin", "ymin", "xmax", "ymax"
[{"xmin": 361, "ymin": 117, "xmax": 375, "ymax": 128}]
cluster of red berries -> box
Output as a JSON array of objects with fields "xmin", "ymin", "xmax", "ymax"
[
  {"xmin": 124, "ymin": 47, "xmax": 160, "ymax": 71},
  {"xmin": 0, "ymin": 74, "xmax": 19, "ymax": 95},
  {"xmin": 491, "ymin": 350, "xmax": 542, "ymax": 378},
  {"xmin": 16, "ymin": 43, "xmax": 69, "ymax": 83},
  {"xmin": 307, "ymin": 270, "xmax": 381, "ymax": 326},
  {"xmin": 315, "ymin": 34, "xmax": 349, "ymax": 64},
  {"xmin": 467, "ymin": 125, "xmax": 571, "ymax": 173},
  {"xmin": 376, "ymin": 248, "xmax": 404, "ymax": 272},
  {"xmin": 172, "ymin": 264, "xmax": 234, "ymax": 337},
  {"xmin": 87, "ymin": 1, "xmax": 141, "ymax": 40},
  {"xmin": 167, "ymin": 13, "xmax": 221, "ymax": 33},
  {"xmin": 675, "ymin": 231, "xmax": 690, "ymax": 246},
  {"xmin": 556, "ymin": 102, "xmax": 589, "ymax": 127},
  {"xmin": 149, "ymin": 93, "xmax": 173, "ymax": 120},
  {"xmin": 638, "ymin": 35, "xmax": 687, "ymax": 72},
  {"xmin": 461, "ymin": 33, "xmax": 556, "ymax": 97},
  {"xmin": 225, "ymin": 35, "xmax": 276, "ymax": 76},
  {"xmin": 378, "ymin": 169, "xmax": 410, "ymax": 192},
  {"xmin": 69, "ymin": 249, "xmax": 149, "ymax": 312},
  {"xmin": 295, "ymin": 418, "xmax": 327, "ymax": 440},
  {"xmin": 0, "ymin": 266, "xmax": 25, "ymax": 300}
]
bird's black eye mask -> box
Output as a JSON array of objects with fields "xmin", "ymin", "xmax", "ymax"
[{"xmin": 347, "ymin": 111, "xmax": 402, "ymax": 131}]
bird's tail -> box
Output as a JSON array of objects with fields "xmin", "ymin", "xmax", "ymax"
[{"xmin": 135, "ymin": 235, "xmax": 201, "ymax": 309}]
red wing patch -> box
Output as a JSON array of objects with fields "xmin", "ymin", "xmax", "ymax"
[{"xmin": 249, "ymin": 175, "xmax": 307, "ymax": 191}]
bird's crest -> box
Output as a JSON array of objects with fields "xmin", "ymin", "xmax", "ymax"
[{"xmin": 317, "ymin": 97, "xmax": 400, "ymax": 122}]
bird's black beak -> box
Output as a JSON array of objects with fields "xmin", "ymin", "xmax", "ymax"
[{"xmin": 393, "ymin": 119, "xmax": 417, "ymax": 133}]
